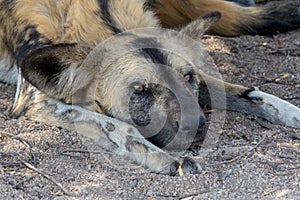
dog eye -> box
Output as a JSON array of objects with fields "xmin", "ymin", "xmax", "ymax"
[
  {"xmin": 133, "ymin": 84, "xmax": 146, "ymax": 92},
  {"xmin": 184, "ymin": 73, "xmax": 193, "ymax": 82}
]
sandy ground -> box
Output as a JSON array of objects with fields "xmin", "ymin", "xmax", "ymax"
[{"xmin": 1, "ymin": 27, "xmax": 300, "ymax": 200}]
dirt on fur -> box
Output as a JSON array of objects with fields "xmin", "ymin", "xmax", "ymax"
[{"xmin": 1, "ymin": 26, "xmax": 300, "ymax": 200}]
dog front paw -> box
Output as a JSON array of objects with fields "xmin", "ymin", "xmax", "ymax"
[{"xmin": 166, "ymin": 157, "xmax": 202, "ymax": 176}]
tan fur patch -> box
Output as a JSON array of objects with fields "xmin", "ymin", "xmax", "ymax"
[
  {"xmin": 152, "ymin": 0, "xmax": 262, "ymax": 36},
  {"xmin": 14, "ymin": 0, "xmax": 112, "ymax": 44}
]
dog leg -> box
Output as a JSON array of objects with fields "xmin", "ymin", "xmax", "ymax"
[{"xmin": 198, "ymin": 74, "xmax": 300, "ymax": 129}]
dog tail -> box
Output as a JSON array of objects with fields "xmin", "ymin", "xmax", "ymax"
[{"xmin": 148, "ymin": 0, "xmax": 300, "ymax": 36}]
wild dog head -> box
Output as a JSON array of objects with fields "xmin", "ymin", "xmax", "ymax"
[{"xmin": 20, "ymin": 12, "xmax": 221, "ymax": 151}]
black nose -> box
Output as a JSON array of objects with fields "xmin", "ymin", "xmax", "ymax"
[
  {"xmin": 199, "ymin": 115, "xmax": 206, "ymax": 127},
  {"xmin": 177, "ymin": 114, "xmax": 207, "ymax": 134},
  {"xmin": 198, "ymin": 115, "xmax": 206, "ymax": 132}
]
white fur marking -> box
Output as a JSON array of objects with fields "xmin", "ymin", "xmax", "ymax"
[{"xmin": 248, "ymin": 90, "xmax": 300, "ymax": 129}]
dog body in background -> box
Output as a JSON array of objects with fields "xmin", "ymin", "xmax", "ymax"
[{"xmin": 0, "ymin": 0, "xmax": 299, "ymax": 175}]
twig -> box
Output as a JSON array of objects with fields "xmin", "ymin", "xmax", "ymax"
[
  {"xmin": 0, "ymin": 152, "xmax": 26, "ymax": 170},
  {"xmin": 257, "ymin": 160, "xmax": 300, "ymax": 172},
  {"xmin": 179, "ymin": 190, "xmax": 211, "ymax": 200},
  {"xmin": 269, "ymin": 47, "xmax": 300, "ymax": 54},
  {"xmin": 152, "ymin": 190, "xmax": 210, "ymax": 199},
  {"xmin": 0, "ymin": 131, "xmax": 31, "ymax": 148},
  {"xmin": 254, "ymin": 117, "xmax": 274, "ymax": 130},
  {"xmin": 0, "ymin": 161, "xmax": 24, "ymax": 168},
  {"xmin": 17, "ymin": 156, "xmax": 75, "ymax": 196},
  {"xmin": 61, "ymin": 149, "xmax": 103, "ymax": 154},
  {"xmin": 1, "ymin": 131, "xmax": 37, "ymax": 166},
  {"xmin": 62, "ymin": 149, "xmax": 114, "ymax": 166},
  {"xmin": 208, "ymin": 135, "xmax": 267, "ymax": 165}
]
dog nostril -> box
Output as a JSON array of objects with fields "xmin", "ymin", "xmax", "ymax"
[
  {"xmin": 176, "ymin": 121, "xmax": 180, "ymax": 128},
  {"xmin": 199, "ymin": 116, "xmax": 206, "ymax": 128}
]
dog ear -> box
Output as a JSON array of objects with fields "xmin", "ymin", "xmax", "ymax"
[
  {"xmin": 20, "ymin": 44, "xmax": 97, "ymax": 99},
  {"xmin": 179, "ymin": 11, "xmax": 221, "ymax": 39}
]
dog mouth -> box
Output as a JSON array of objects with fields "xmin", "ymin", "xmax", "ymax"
[
  {"xmin": 164, "ymin": 121, "xmax": 208, "ymax": 153},
  {"xmin": 143, "ymin": 121, "xmax": 208, "ymax": 152},
  {"xmin": 187, "ymin": 123, "xmax": 209, "ymax": 154}
]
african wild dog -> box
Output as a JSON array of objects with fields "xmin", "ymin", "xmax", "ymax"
[{"xmin": 0, "ymin": 0, "xmax": 300, "ymax": 175}]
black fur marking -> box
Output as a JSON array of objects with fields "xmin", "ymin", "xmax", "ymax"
[
  {"xmin": 140, "ymin": 48, "xmax": 169, "ymax": 66},
  {"xmin": 133, "ymin": 38, "xmax": 169, "ymax": 65},
  {"xmin": 202, "ymin": 11, "xmax": 221, "ymax": 21},
  {"xmin": 169, "ymin": 161, "xmax": 180, "ymax": 176},
  {"xmin": 227, "ymin": 0, "xmax": 255, "ymax": 7},
  {"xmin": 105, "ymin": 122, "xmax": 116, "ymax": 132},
  {"xmin": 130, "ymin": 84, "xmax": 182, "ymax": 148},
  {"xmin": 240, "ymin": 87, "xmax": 264, "ymax": 102},
  {"xmin": 62, "ymin": 109, "xmax": 80, "ymax": 123},
  {"xmin": 240, "ymin": 87, "xmax": 256, "ymax": 99},
  {"xmin": 22, "ymin": 48, "xmax": 62, "ymax": 83},
  {"xmin": 20, "ymin": 44, "xmax": 76, "ymax": 94},
  {"xmin": 133, "ymin": 37, "xmax": 168, "ymax": 64},
  {"xmin": 95, "ymin": 121, "xmax": 119, "ymax": 149},
  {"xmin": 97, "ymin": 0, "xmax": 121, "ymax": 33},
  {"xmin": 95, "ymin": 100, "xmax": 105, "ymax": 111},
  {"xmin": 241, "ymin": 1, "xmax": 300, "ymax": 35},
  {"xmin": 144, "ymin": 0, "xmax": 160, "ymax": 8},
  {"xmin": 129, "ymin": 88, "xmax": 155, "ymax": 127},
  {"xmin": 0, "ymin": 0, "xmax": 16, "ymax": 54},
  {"xmin": 143, "ymin": 0, "xmax": 159, "ymax": 12},
  {"xmin": 125, "ymin": 135, "xmax": 149, "ymax": 153},
  {"xmin": 16, "ymin": 25, "xmax": 52, "ymax": 66},
  {"xmin": 240, "ymin": 87, "xmax": 263, "ymax": 104}
]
